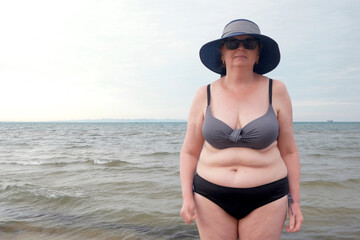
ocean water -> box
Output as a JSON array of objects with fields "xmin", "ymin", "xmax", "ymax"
[{"xmin": 0, "ymin": 122, "xmax": 359, "ymax": 240}]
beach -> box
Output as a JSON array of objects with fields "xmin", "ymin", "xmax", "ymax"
[{"xmin": 0, "ymin": 122, "xmax": 359, "ymax": 239}]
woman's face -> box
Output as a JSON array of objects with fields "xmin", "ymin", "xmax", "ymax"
[{"xmin": 220, "ymin": 35, "xmax": 260, "ymax": 71}]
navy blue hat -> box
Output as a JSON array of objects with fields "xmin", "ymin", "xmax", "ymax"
[{"xmin": 199, "ymin": 19, "xmax": 280, "ymax": 75}]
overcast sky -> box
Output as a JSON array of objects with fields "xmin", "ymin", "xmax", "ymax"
[{"xmin": 0, "ymin": 0, "xmax": 359, "ymax": 122}]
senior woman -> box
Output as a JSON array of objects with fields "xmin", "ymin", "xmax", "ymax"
[{"xmin": 180, "ymin": 19, "xmax": 303, "ymax": 239}]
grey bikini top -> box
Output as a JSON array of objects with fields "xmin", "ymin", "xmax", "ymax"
[{"xmin": 202, "ymin": 79, "xmax": 279, "ymax": 150}]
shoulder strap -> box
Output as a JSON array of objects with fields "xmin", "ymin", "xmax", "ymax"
[
  {"xmin": 269, "ymin": 78, "xmax": 273, "ymax": 105},
  {"xmin": 207, "ymin": 84, "xmax": 211, "ymax": 106}
]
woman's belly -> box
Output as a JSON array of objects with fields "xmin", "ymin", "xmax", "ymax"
[{"xmin": 196, "ymin": 141, "xmax": 288, "ymax": 188}]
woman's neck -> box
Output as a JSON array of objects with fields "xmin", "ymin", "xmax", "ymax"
[{"xmin": 223, "ymin": 69, "xmax": 257, "ymax": 89}]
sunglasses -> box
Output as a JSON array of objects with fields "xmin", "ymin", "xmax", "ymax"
[{"xmin": 224, "ymin": 38, "xmax": 259, "ymax": 50}]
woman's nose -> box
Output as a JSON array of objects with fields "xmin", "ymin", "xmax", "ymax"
[{"xmin": 237, "ymin": 44, "xmax": 246, "ymax": 51}]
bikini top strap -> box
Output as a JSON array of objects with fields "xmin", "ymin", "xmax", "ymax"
[
  {"xmin": 207, "ymin": 84, "xmax": 211, "ymax": 106},
  {"xmin": 269, "ymin": 78, "xmax": 273, "ymax": 105}
]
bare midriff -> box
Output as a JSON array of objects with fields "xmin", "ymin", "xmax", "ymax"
[{"xmin": 196, "ymin": 141, "xmax": 288, "ymax": 188}]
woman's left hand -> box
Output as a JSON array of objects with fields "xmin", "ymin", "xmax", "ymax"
[{"xmin": 285, "ymin": 202, "xmax": 304, "ymax": 232}]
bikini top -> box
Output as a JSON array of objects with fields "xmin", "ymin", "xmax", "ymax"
[{"xmin": 202, "ymin": 79, "xmax": 279, "ymax": 150}]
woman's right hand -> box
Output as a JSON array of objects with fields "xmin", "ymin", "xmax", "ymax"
[{"xmin": 180, "ymin": 196, "xmax": 197, "ymax": 224}]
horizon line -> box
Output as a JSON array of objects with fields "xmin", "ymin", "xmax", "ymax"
[{"xmin": 0, "ymin": 119, "xmax": 359, "ymax": 123}]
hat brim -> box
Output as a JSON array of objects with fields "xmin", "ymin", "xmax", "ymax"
[{"xmin": 199, "ymin": 33, "xmax": 280, "ymax": 75}]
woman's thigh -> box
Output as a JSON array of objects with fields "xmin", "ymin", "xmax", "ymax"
[
  {"xmin": 238, "ymin": 195, "xmax": 287, "ymax": 240},
  {"xmin": 194, "ymin": 193, "xmax": 238, "ymax": 240}
]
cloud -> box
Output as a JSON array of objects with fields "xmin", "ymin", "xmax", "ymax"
[
  {"xmin": 313, "ymin": 67, "xmax": 360, "ymax": 80},
  {"xmin": 293, "ymin": 100, "xmax": 359, "ymax": 107},
  {"xmin": 0, "ymin": 0, "xmax": 359, "ymax": 121}
]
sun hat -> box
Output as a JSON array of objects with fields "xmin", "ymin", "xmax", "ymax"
[{"xmin": 199, "ymin": 19, "xmax": 280, "ymax": 75}]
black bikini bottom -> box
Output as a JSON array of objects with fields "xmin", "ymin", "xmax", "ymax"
[{"xmin": 193, "ymin": 173, "xmax": 289, "ymax": 220}]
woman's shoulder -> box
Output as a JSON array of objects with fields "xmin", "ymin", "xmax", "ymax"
[
  {"xmin": 193, "ymin": 84, "xmax": 208, "ymax": 100},
  {"xmin": 193, "ymin": 78, "xmax": 222, "ymax": 100},
  {"xmin": 189, "ymin": 84, "xmax": 209, "ymax": 112},
  {"xmin": 271, "ymin": 78, "xmax": 288, "ymax": 96},
  {"xmin": 270, "ymin": 78, "xmax": 292, "ymax": 110}
]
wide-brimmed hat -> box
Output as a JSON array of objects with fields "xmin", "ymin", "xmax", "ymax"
[{"xmin": 199, "ymin": 19, "xmax": 280, "ymax": 75}]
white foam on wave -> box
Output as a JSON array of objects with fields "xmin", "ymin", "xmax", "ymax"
[
  {"xmin": 93, "ymin": 159, "xmax": 109, "ymax": 165},
  {"xmin": 31, "ymin": 188, "xmax": 85, "ymax": 199},
  {"xmin": 0, "ymin": 160, "xmax": 43, "ymax": 166}
]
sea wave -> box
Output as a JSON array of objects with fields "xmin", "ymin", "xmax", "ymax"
[
  {"xmin": 92, "ymin": 159, "xmax": 132, "ymax": 166},
  {"xmin": 1, "ymin": 122, "xmax": 359, "ymax": 240},
  {"xmin": 1, "ymin": 184, "xmax": 85, "ymax": 203},
  {"xmin": 140, "ymin": 151, "xmax": 179, "ymax": 157},
  {"xmin": 302, "ymin": 178, "xmax": 360, "ymax": 188},
  {"xmin": 0, "ymin": 159, "xmax": 79, "ymax": 166}
]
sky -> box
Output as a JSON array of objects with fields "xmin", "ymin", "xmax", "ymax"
[{"xmin": 0, "ymin": 0, "xmax": 359, "ymax": 122}]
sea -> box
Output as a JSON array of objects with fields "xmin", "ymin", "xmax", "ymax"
[{"xmin": 0, "ymin": 122, "xmax": 359, "ymax": 240}]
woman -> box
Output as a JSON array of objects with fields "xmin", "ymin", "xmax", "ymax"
[{"xmin": 180, "ymin": 19, "xmax": 303, "ymax": 239}]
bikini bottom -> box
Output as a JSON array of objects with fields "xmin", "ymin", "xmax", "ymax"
[{"xmin": 193, "ymin": 173, "xmax": 289, "ymax": 220}]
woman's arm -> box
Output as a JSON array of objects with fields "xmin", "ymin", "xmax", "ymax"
[
  {"xmin": 180, "ymin": 85, "xmax": 207, "ymax": 224},
  {"xmin": 273, "ymin": 80, "xmax": 304, "ymax": 232}
]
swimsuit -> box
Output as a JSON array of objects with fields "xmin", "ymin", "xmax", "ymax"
[
  {"xmin": 194, "ymin": 78, "xmax": 289, "ymax": 220},
  {"xmin": 202, "ymin": 78, "xmax": 279, "ymax": 150},
  {"xmin": 193, "ymin": 174, "xmax": 289, "ymax": 220}
]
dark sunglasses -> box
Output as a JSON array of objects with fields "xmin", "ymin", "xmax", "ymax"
[{"xmin": 224, "ymin": 38, "xmax": 258, "ymax": 50}]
